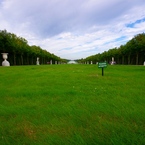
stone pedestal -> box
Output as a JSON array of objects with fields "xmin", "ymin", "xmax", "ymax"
[{"xmin": 1, "ymin": 53, "xmax": 10, "ymax": 66}]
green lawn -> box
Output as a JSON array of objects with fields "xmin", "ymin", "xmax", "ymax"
[{"xmin": 0, "ymin": 64, "xmax": 145, "ymax": 145}]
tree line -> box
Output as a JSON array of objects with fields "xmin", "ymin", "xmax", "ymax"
[
  {"xmin": 0, "ymin": 30, "xmax": 64, "ymax": 65},
  {"xmin": 78, "ymin": 33, "xmax": 145, "ymax": 65}
]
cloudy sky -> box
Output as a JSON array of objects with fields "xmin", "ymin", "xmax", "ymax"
[{"xmin": 0, "ymin": 0, "xmax": 145, "ymax": 60}]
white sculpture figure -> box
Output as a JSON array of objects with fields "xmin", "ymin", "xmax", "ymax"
[
  {"xmin": 144, "ymin": 61, "xmax": 145, "ymax": 66},
  {"xmin": 111, "ymin": 57, "xmax": 114, "ymax": 65},
  {"xmin": 36, "ymin": 57, "xmax": 40, "ymax": 65},
  {"xmin": 50, "ymin": 60, "xmax": 52, "ymax": 65},
  {"xmin": 1, "ymin": 53, "xmax": 10, "ymax": 66}
]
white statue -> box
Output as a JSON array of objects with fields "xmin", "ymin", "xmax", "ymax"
[
  {"xmin": 111, "ymin": 57, "xmax": 115, "ymax": 65},
  {"xmin": 36, "ymin": 57, "xmax": 40, "ymax": 65},
  {"xmin": 1, "ymin": 53, "xmax": 10, "ymax": 66}
]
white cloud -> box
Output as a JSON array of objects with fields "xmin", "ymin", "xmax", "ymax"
[{"xmin": 0, "ymin": 0, "xmax": 145, "ymax": 59}]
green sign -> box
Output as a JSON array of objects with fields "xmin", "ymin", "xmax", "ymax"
[
  {"xmin": 98, "ymin": 62, "xmax": 107, "ymax": 68},
  {"xmin": 98, "ymin": 62, "xmax": 107, "ymax": 76}
]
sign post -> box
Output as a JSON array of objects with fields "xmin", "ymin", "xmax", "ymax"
[{"xmin": 98, "ymin": 62, "xmax": 107, "ymax": 76}]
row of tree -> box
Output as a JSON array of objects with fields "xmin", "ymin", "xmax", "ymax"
[
  {"xmin": 1, "ymin": 30, "xmax": 145, "ymax": 65},
  {"xmin": 0, "ymin": 30, "xmax": 65, "ymax": 65},
  {"xmin": 78, "ymin": 33, "xmax": 145, "ymax": 65}
]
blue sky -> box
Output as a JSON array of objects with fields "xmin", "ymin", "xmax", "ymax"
[
  {"xmin": 0, "ymin": 0, "xmax": 145, "ymax": 60},
  {"xmin": 126, "ymin": 18, "xmax": 145, "ymax": 28}
]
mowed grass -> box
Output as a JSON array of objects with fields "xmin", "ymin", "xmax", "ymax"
[{"xmin": 0, "ymin": 64, "xmax": 145, "ymax": 145}]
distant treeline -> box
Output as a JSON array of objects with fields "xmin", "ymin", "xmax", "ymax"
[
  {"xmin": 78, "ymin": 33, "xmax": 145, "ymax": 65},
  {"xmin": 0, "ymin": 30, "xmax": 63, "ymax": 65}
]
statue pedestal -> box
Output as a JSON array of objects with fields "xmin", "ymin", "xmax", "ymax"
[
  {"xmin": 2, "ymin": 60, "xmax": 10, "ymax": 66},
  {"xmin": 36, "ymin": 61, "xmax": 39, "ymax": 65}
]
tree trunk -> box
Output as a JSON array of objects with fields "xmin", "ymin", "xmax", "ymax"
[
  {"xmin": 31, "ymin": 57, "xmax": 34, "ymax": 65},
  {"xmin": 128, "ymin": 55, "xmax": 130, "ymax": 65},
  {"xmin": 21, "ymin": 54, "xmax": 23, "ymax": 65},
  {"xmin": 136, "ymin": 53, "xmax": 139, "ymax": 65},
  {"xmin": 13, "ymin": 53, "xmax": 16, "ymax": 65},
  {"xmin": 26, "ymin": 55, "xmax": 29, "ymax": 65},
  {"xmin": 122, "ymin": 56, "xmax": 124, "ymax": 64}
]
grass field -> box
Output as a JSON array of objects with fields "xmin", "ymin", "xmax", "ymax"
[{"xmin": 0, "ymin": 64, "xmax": 145, "ymax": 145}]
